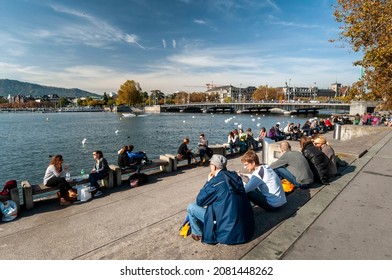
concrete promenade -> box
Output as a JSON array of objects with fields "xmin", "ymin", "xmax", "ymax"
[{"xmin": 1, "ymin": 126, "xmax": 391, "ymax": 260}]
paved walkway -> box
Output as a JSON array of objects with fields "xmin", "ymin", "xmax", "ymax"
[{"xmin": 1, "ymin": 126, "xmax": 391, "ymax": 260}]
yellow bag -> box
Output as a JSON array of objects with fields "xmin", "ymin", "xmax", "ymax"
[
  {"xmin": 281, "ymin": 179, "xmax": 295, "ymax": 193},
  {"xmin": 179, "ymin": 222, "xmax": 191, "ymax": 238}
]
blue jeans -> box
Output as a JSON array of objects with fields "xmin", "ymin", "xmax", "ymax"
[
  {"xmin": 274, "ymin": 167, "xmax": 310, "ymax": 188},
  {"xmin": 187, "ymin": 202, "xmax": 206, "ymax": 236},
  {"xmin": 273, "ymin": 167, "xmax": 300, "ymax": 188},
  {"xmin": 247, "ymin": 188, "xmax": 280, "ymax": 212},
  {"xmin": 89, "ymin": 172, "xmax": 107, "ymax": 191},
  {"xmin": 199, "ymin": 149, "xmax": 207, "ymax": 161}
]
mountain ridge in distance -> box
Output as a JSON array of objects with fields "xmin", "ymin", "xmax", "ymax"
[{"xmin": 0, "ymin": 79, "xmax": 101, "ymax": 98}]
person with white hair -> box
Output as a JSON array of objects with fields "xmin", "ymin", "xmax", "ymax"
[{"xmin": 186, "ymin": 155, "xmax": 254, "ymax": 245}]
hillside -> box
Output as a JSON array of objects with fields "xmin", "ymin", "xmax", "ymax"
[{"xmin": 0, "ymin": 79, "xmax": 100, "ymax": 98}]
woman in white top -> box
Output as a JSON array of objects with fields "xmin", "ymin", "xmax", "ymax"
[{"xmin": 43, "ymin": 154, "xmax": 77, "ymax": 205}]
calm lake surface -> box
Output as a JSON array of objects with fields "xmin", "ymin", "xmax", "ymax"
[{"xmin": 0, "ymin": 111, "xmax": 316, "ymax": 185}]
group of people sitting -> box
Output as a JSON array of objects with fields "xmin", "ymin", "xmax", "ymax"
[
  {"xmin": 44, "ymin": 144, "xmax": 152, "ymax": 206},
  {"xmin": 43, "ymin": 150, "xmax": 110, "ymax": 205},
  {"xmin": 227, "ymin": 128, "xmax": 258, "ymax": 155},
  {"xmin": 186, "ymin": 134, "xmax": 339, "ymax": 245},
  {"xmin": 177, "ymin": 134, "xmax": 214, "ymax": 167},
  {"xmin": 263, "ymin": 118, "xmax": 335, "ymax": 143},
  {"xmin": 117, "ymin": 145, "xmax": 151, "ymax": 172}
]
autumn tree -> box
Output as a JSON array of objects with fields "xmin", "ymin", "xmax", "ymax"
[
  {"xmin": 117, "ymin": 80, "xmax": 143, "ymax": 106},
  {"xmin": 333, "ymin": 0, "xmax": 392, "ymax": 109},
  {"xmin": 252, "ymin": 85, "xmax": 278, "ymax": 101}
]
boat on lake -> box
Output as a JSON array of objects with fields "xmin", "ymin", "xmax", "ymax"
[{"xmin": 122, "ymin": 113, "xmax": 137, "ymax": 117}]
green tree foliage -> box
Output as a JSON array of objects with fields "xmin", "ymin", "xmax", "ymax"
[
  {"xmin": 58, "ymin": 97, "xmax": 69, "ymax": 107},
  {"xmin": 117, "ymin": 80, "xmax": 143, "ymax": 106},
  {"xmin": 102, "ymin": 92, "xmax": 109, "ymax": 104},
  {"xmin": 333, "ymin": 0, "xmax": 392, "ymax": 109}
]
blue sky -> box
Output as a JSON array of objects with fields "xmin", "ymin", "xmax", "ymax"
[{"xmin": 0, "ymin": 0, "xmax": 362, "ymax": 95}]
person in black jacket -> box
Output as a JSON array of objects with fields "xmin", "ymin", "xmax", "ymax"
[
  {"xmin": 299, "ymin": 136, "xmax": 330, "ymax": 184},
  {"xmin": 177, "ymin": 138, "xmax": 197, "ymax": 165},
  {"xmin": 89, "ymin": 150, "xmax": 109, "ymax": 197}
]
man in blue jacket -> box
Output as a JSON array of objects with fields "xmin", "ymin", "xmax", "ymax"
[{"xmin": 186, "ymin": 155, "xmax": 255, "ymax": 245}]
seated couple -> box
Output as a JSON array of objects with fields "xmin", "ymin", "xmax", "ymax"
[{"xmin": 118, "ymin": 145, "xmax": 150, "ymax": 173}]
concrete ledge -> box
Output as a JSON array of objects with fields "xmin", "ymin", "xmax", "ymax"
[
  {"xmin": 208, "ymin": 144, "xmax": 227, "ymax": 156},
  {"xmin": 111, "ymin": 159, "xmax": 171, "ymax": 185},
  {"xmin": 339, "ymin": 125, "xmax": 391, "ymax": 141},
  {"xmin": 21, "ymin": 171, "xmax": 113, "ymax": 210}
]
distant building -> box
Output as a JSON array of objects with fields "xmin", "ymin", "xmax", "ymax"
[
  {"xmin": 282, "ymin": 82, "xmax": 342, "ymax": 100},
  {"xmin": 206, "ymin": 85, "xmax": 256, "ymax": 103},
  {"xmin": 331, "ymin": 82, "xmax": 341, "ymax": 96}
]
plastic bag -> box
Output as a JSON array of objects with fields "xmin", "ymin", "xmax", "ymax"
[{"xmin": 1, "ymin": 200, "xmax": 18, "ymax": 222}]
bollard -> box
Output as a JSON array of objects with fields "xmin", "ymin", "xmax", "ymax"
[
  {"xmin": 262, "ymin": 138, "xmax": 275, "ymax": 164},
  {"xmin": 333, "ymin": 123, "xmax": 341, "ymax": 140}
]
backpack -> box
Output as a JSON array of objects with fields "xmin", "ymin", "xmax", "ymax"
[
  {"xmin": 0, "ymin": 180, "xmax": 17, "ymax": 196},
  {"xmin": 128, "ymin": 173, "xmax": 149, "ymax": 187}
]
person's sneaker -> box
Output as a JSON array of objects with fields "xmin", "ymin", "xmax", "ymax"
[
  {"xmin": 93, "ymin": 190, "xmax": 103, "ymax": 197},
  {"xmin": 89, "ymin": 186, "xmax": 96, "ymax": 192}
]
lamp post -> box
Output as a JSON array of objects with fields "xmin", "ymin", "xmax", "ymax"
[
  {"xmin": 265, "ymin": 84, "xmax": 268, "ymax": 101},
  {"xmin": 313, "ymin": 82, "xmax": 317, "ymax": 100},
  {"xmin": 285, "ymin": 81, "xmax": 291, "ymax": 102},
  {"xmin": 239, "ymin": 83, "xmax": 242, "ymax": 102}
]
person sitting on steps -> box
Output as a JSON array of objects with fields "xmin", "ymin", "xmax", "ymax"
[{"xmin": 186, "ymin": 155, "xmax": 255, "ymax": 244}]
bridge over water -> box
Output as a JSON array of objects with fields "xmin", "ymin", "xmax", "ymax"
[{"xmin": 156, "ymin": 102, "xmax": 351, "ymax": 115}]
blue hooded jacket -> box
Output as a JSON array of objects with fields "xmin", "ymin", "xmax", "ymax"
[{"xmin": 196, "ymin": 169, "xmax": 255, "ymax": 245}]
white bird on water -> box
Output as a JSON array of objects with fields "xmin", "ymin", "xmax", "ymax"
[
  {"xmin": 82, "ymin": 138, "xmax": 87, "ymax": 146},
  {"xmin": 115, "ymin": 130, "xmax": 119, "ymax": 134}
]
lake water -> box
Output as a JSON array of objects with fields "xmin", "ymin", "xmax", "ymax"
[{"xmin": 0, "ymin": 111, "xmax": 316, "ymax": 185}]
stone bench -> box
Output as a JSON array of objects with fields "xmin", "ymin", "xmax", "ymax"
[
  {"xmin": 164, "ymin": 145, "xmax": 226, "ymax": 171},
  {"xmin": 111, "ymin": 158, "xmax": 172, "ymax": 186},
  {"xmin": 21, "ymin": 171, "xmax": 114, "ymax": 210}
]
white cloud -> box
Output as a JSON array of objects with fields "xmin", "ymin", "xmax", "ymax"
[
  {"xmin": 172, "ymin": 39, "xmax": 177, "ymax": 49},
  {"xmin": 194, "ymin": 19, "xmax": 207, "ymax": 25},
  {"xmin": 162, "ymin": 39, "xmax": 167, "ymax": 48},
  {"xmin": 47, "ymin": 3, "xmax": 144, "ymax": 49}
]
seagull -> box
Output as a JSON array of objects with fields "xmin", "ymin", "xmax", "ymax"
[
  {"xmin": 115, "ymin": 130, "xmax": 119, "ymax": 134},
  {"xmin": 82, "ymin": 138, "xmax": 87, "ymax": 146}
]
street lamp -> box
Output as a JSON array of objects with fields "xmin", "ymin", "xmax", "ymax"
[
  {"xmin": 239, "ymin": 83, "xmax": 242, "ymax": 102},
  {"xmin": 265, "ymin": 84, "xmax": 268, "ymax": 100},
  {"xmin": 285, "ymin": 81, "xmax": 290, "ymax": 102},
  {"xmin": 313, "ymin": 82, "xmax": 317, "ymax": 100}
]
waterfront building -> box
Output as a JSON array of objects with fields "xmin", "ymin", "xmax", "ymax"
[{"xmin": 206, "ymin": 85, "xmax": 256, "ymax": 103}]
